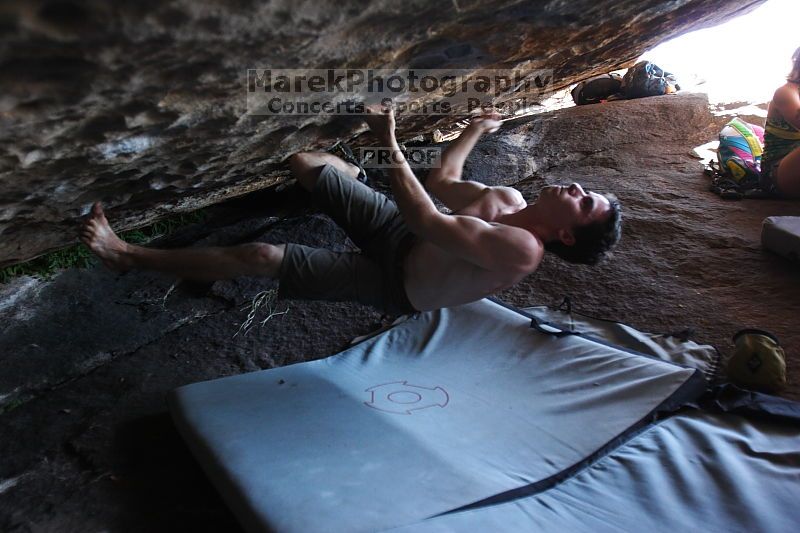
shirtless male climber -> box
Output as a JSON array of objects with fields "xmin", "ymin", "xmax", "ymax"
[{"xmin": 80, "ymin": 106, "xmax": 622, "ymax": 315}]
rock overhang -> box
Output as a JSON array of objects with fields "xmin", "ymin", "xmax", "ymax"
[{"xmin": 0, "ymin": 0, "xmax": 766, "ymax": 267}]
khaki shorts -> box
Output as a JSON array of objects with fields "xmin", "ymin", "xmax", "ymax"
[{"xmin": 278, "ymin": 164, "xmax": 417, "ymax": 315}]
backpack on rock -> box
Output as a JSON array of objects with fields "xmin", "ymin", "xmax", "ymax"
[
  {"xmin": 622, "ymin": 61, "xmax": 680, "ymax": 99},
  {"xmin": 571, "ymin": 73, "xmax": 624, "ymax": 105}
]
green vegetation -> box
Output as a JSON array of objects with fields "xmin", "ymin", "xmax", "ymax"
[
  {"xmin": 0, "ymin": 246, "xmax": 95, "ymax": 284},
  {"xmin": 0, "ymin": 210, "xmax": 208, "ymax": 285},
  {"xmin": 0, "ymin": 397, "xmax": 28, "ymax": 415}
]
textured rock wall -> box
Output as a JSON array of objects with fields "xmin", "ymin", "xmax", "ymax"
[{"xmin": 0, "ymin": 0, "xmax": 765, "ymax": 267}]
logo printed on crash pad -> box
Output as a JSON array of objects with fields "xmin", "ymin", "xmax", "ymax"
[{"xmin": 364, "ymin": 381, "xmax": 449, "ymax": 415}]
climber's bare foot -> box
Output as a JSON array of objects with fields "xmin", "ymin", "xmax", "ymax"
[{"xmin": 80, "ymin": 203, "xmax": 133, "ymax": 271}]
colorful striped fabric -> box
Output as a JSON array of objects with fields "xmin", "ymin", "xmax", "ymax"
[{"xmin": 718, "ymin": 118, "xmax": 764, "ymax": 184}]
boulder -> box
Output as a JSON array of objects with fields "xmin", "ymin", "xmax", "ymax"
[{"xmin": 0, "ymin": 0, "xmax": 766, "ymax": 267}]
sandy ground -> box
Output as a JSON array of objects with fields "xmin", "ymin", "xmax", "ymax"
[{"xmin": 0, "ymin": 93, "xmax": 797, "ymax": 531}]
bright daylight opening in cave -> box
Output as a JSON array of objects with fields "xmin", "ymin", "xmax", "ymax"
[
  {"xmin": 640, "ymin": 0, "xmax": 798, "ymax": 108},
  {"xmin": 491, "ymin": 0, "xmax": 798, "ymax": 138},
  {"xmin": 637, "ymin": 0, "xmax": 800, "ymax": 165}
]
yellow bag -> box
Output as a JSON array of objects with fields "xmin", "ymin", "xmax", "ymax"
[{"xmin": 727, "ymin": 329, "xmax": 786, "ymax": 393}]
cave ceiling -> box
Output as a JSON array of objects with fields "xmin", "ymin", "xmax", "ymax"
[{"xmin": 0, "ymin": 0, "xmax": 765, "ymax": 266}]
